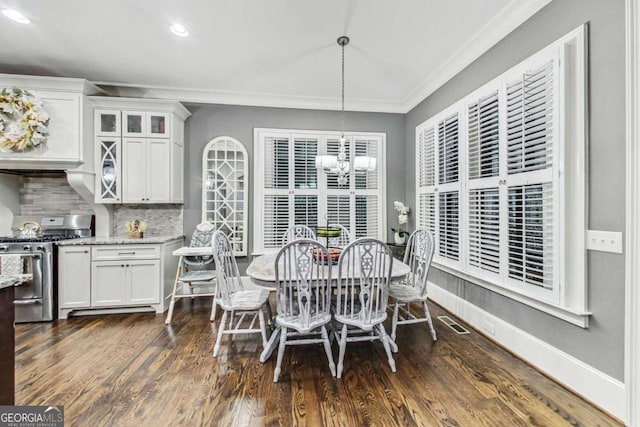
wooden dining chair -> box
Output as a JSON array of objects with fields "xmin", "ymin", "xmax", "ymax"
[
  {"xmin": 334, "ymin": 238, "xmax": 396, "ymax": 378},
  {"xmin": 281, "ymin": 225, "xmax": 316, "ymax": 245},
  {"xmin": 211, "ymin": 230, "xmax": 272, "ymax": 357},
  {"xmin": 273, "ymin": 239, "xmax": 335, "ymax": 382},
  {"xmin": 388, "ymin": 229, "xmax": 437, "ymax": 343},
  {"xmin": 327, "ymin": 223, "xmax": 352, "ymax": 248}
]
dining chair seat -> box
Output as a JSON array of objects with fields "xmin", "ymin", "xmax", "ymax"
[
  {"xmin": 389, "ymin": 283, "xmax": 422, "ymax": 301},
  {"xmin": 276, "ymin": 312, "xmax": 332, "ymax": 333},
  {"xmin": 220, "ymin": 288, "xmax": 271, "ymax": 311}
]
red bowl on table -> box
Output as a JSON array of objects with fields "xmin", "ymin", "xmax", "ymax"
[{"xmin": 313, "ymin": 247, "xmax": 341, "ymax": 264}]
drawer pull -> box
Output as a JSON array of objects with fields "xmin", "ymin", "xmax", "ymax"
[{"xmin": 118, "ymin": 251, "xmax": 136, "ymax": 255}]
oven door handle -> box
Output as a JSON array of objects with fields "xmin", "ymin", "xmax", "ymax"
[
  {"xmin": 14, "ymin": 299, "xmax": 42, "ymax": 305},
  {"xmin": 5, "ymin": 252, "xmax": 43, "ymax": 257}
]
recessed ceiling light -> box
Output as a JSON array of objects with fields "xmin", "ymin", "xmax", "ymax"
[
  {"xmin": 2, "ymin": 9, "xmax": 30, "ymax": 24},
  {"xmin": 170, "ymin": 23, "xmax": 189, "ymax": 37}
]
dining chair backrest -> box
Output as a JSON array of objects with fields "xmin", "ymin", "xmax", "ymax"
[
  {"xmin": 327, "ymin": 223, "xmax": 352, "ymax": 248},
  {"xmin": 211, "ymin": 230, "xmax": 244, "ymax": 307},
  {"xmin": 185, "ymin": 222, "xmax": 216, "ymax": 266},
  {"xmin": 282, "ymin": 225, "xmax": 316, "ymax": 246},
  {"xmin": 336, "ymin": 238, "xmax": 393, "ymax": 326},
  {"xmin": 275, "ymin": 239, "xmax": 332, "ymax": 331},
  {"xmin": 403, "ymin": 229, "xmax": 435, "ymax": 297}
]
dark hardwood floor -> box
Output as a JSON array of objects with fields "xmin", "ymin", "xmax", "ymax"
[{"xmin": 15, "ymin": 299, "xmax": 621, "ymax": 426}]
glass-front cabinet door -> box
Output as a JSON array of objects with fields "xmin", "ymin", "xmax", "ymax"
[
  {"xmin": 95, "ymin": 110, "xmax": 121, "ymax": 137},
  {"xmin": 147, "ymin": 112, "xmax": 171, "ymax": 138},
  {"xmin": 123, "ymin": 111, "xmax": 146, "ymax": 137},
  {"xmin": 95, "ymin": 137, "xmax": 121, "ymax": 203}
]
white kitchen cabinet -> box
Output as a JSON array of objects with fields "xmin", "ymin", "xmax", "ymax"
[
  {"xmin": 122, "ymin": 138, "xmax": 171, "ymax": 203},
  {"xmin": 91, "ymin": 259, "xmax": 160, "ymax": 307},
  {"xmin": 57, "ymin": 238, "xmax": 182, "ymax": 319},
  {"xmin": 95, "ymin": 136, "xmax": 122, "ymax": 203},
  {"xmin": 91, "ymin": 97, "xmax": 190, "ymax": 204},
  {"xmin": 58, "ymin": 246, "xmax": 91, "ymax": 310},
  {"xmin": 96, "ymin": 109, "xmax": 122, "ymax": 137},
  {"xmin": 91, "ymin": 260, "xmax": 128, "ymax": 307}
]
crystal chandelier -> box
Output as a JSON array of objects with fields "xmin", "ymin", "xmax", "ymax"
[{"xmin": 315, "ymin": 36, "xmax": 376, "ymax": 186}]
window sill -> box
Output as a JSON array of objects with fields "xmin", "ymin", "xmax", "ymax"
[{"xmin": 432, "ymin": 262, "xmax": 592, "ymax": 328}]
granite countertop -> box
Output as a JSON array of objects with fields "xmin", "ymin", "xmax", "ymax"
[{"xmin": 57, "ymin": 235, "xmax": 184, "ymax": 246}]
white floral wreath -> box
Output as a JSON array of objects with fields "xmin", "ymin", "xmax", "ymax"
[{"xmin": 0, "ymin": 87, "xmax": 50, "ymax": 152}]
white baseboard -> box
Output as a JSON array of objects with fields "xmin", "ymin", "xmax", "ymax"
[{"xmin": 428, "ymin": 282, "xmax": 626, "ymax": 422}]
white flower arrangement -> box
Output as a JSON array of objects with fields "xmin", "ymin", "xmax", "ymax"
[
  {"xmin": 392, "ymin": 201, "xmax": 411, "ymax": 237},
  {"xmin": 125, "ymin": 219, "xmax": 147, "ymax": 238},
  {"xmin": 0, "ymin": 87, "xmax": 50, "ymax": 152}
]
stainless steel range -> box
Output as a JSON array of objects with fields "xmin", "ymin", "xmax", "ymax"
[{"xmin": 0, "ymin": 214, "xmax": 92, "ymax": 322}]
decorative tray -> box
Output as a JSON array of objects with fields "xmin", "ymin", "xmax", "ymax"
[{"xmin": 316, "ymin": 226, "xmax": 341, "ymax": 238}]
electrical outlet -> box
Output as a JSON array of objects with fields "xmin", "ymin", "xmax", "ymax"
[
  {"xmin": 482, "ymin": 320, "xmax": 496, "ymax": 337},
  {"xmin": 586, "ymin": 230, "xmax": 623, "ymax": 254}
]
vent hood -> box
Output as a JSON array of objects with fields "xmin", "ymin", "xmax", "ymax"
[{"xmin": 0, "ymin": 74, "xmax": 103, "ymax": 171}]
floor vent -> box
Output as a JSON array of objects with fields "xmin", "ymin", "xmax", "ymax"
[{"xmin": 437, "ymin": 315, "xmax": 470, "ymax": 335}]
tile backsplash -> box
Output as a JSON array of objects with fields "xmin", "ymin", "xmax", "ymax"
[
  {"xmin": 113, "ymin": 204, "xmax": 183, "ymax": 236},
  {"xmin": 19, "ymin": 174, "xmax": 93, "ymax": 216}
]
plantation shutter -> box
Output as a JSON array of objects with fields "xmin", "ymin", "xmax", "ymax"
[
  {"xmin": 436, "ymin": 113, "xmax": 460, "ymax": 263},
  {"xmin": 416, "ymin": 125, "xmax": 436, "ymax": 236},
  {"xmin": 355, "ymin": 195, "xmax": 379, "ymax": 238},
  {"xmin": 505, "ymin": 60, "xmax": 555, "ymax": 296},
  {"xmin": 262, "ymin": 135, "xmax": 291, "ymax": 249},
  {"xmin": 256, "ymin": 130, "xmax": 385, "ymax": 253},
  {"xmin": 467, "ymin": 88, "xmax": 501, "ymax": 277},
  {"xmin": 414, "ymin": 29, "xmax": 585, "ymax": 310},
  {"xmin": 326, "ymin": 195, "xmax": 350, "ymax": 226},
  {"xmin": 468, "ymin": 188, "xmax": 500, "ymax": 274},
  {"xmin": 468, "ymin": 91, "xmax": 499, "ymax": 179}
]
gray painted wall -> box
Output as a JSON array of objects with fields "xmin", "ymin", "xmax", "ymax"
[
  {"xmin": 183, "ymin": 104, "xmax": 405, "ymax": 271},
  {"xmin": 405, "ymin": 0, "xmax": 625, "ymax": 380}
]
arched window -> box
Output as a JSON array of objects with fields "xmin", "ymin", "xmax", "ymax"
[{"xmin": 202, "ymin": 136, "xmax": 248, "ymax": 256}]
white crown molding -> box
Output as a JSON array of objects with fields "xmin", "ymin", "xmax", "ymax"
[
  {"xmin": 0, "ymin": 73, "xmax": 103, "ymax": 95},
  {"xmin": 625, "ymin": 0, "xmax": 639, "ymax": 425},
  {"xmin": 428, "ymin": 282, "xmax": 626, "ymax": 422},
  {"xmin": 401, "ymin": 0, "xmax": 552, "ymax": 113},
  {"xmin": 93, "ymin": 83, "xmax": 407, "ymax": 114}
]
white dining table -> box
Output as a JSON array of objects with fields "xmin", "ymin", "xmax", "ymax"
[{"xmin": 246, "ymin": 251, "xmax": 410, "ymax": 362}]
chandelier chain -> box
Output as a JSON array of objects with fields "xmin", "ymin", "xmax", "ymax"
[{"xmin": 341, "ymin": 40, "xmax": 345, "ymax": 138}]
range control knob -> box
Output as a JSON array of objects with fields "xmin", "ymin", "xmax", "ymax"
[
  {"xmin": 0, "ymin": 246, "xmax": 7, "ymax": 252},
  {"xmin": 23, "ymin": 245, "xmax": 31, "ymax": 251},
  {"xmin": 36, "ymin": 245, "xmax": 45, "ymax": 251}
]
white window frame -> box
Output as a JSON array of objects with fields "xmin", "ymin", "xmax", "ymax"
[
  {"xmin": 415, "ymin": 25, "xmax": 588, "ymax": 327},
  {"xmin": 254, "ymin": 128, "xmax": 387, "ymax": 254}
]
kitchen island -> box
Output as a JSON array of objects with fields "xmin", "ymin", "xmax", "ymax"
[
  {"xmin": 0, "ymin": 276, "xmax": 19, "ymax": 405},
  {"xmin": 57, "ymin": 235, "xmax": 183, "ymax": 319}
]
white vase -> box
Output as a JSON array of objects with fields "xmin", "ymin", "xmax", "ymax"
[{"xmin": 394, "ymin": 232, "xmax": 406, "ymax": 245}]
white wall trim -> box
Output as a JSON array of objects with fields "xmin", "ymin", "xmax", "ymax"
[
  {"xmin": 428, "ymin": 282, "xmax": 625, "ymax": 422},
  {"xmin": 625, "ymin": 0, "xmax": 640, "ymax": 425},
  {"xmin": 401, "ymin": 0, "xmax": 552, "ymax": 112}
]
